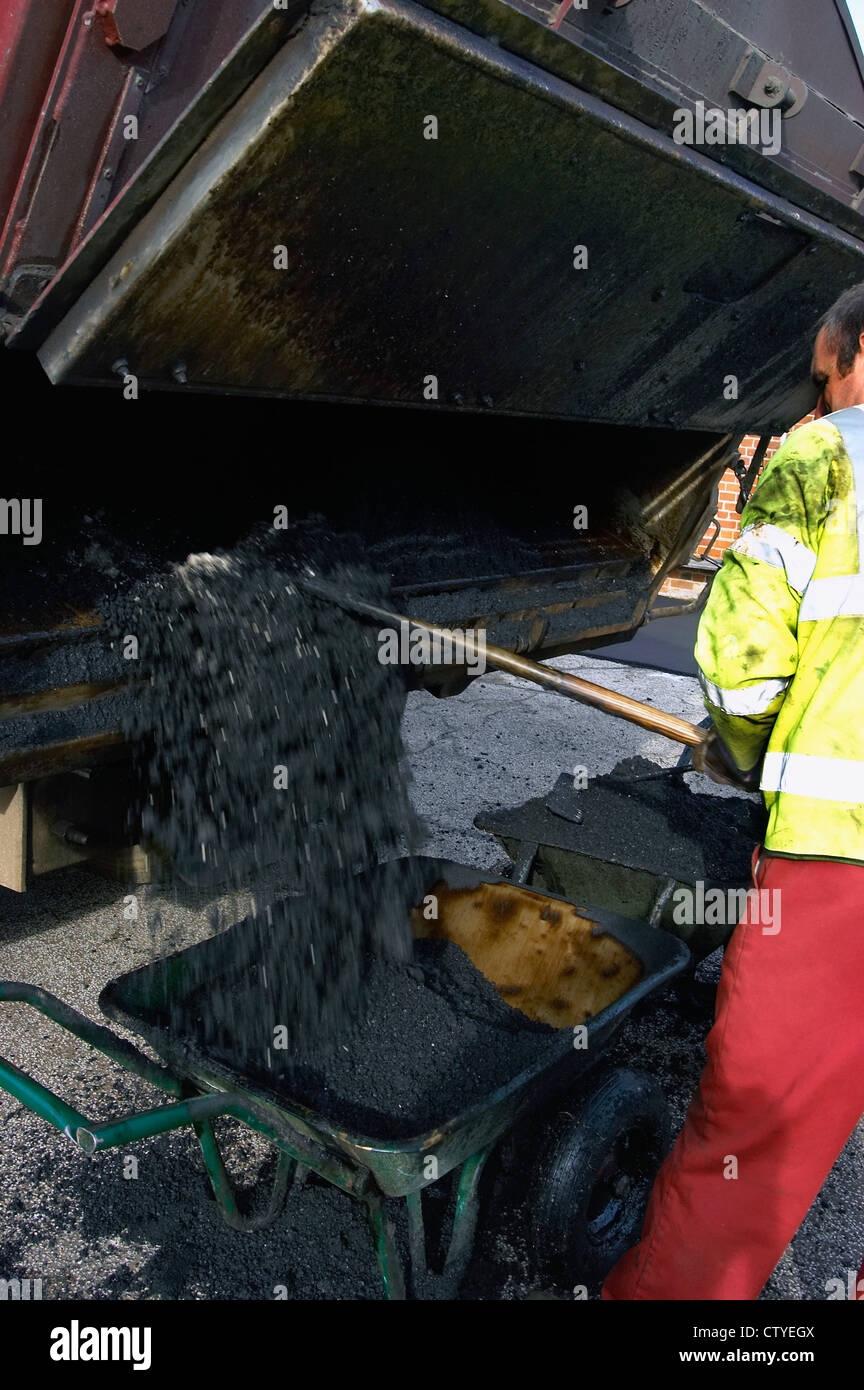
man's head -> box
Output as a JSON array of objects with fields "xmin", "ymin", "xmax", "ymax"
[{"xmin": 812, "ymin": 284, "xmax": 864, "ymax": 415}]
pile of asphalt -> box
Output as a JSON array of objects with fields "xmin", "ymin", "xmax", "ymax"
[
  {"xmin": 172, "ymin": 935, "xmax": 559, "ymax": 1140},
  {"xmin": 574, "ymin": 756, "xmax": 767, "ymax": 882},
  {"xmin": 486, "ymin": 756, "xmax": 767, "ymax": 885}
]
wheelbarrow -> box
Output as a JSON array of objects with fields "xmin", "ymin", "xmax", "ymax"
[{"xmin": 0, "ymin": 858, "xmax": 688, "ymax": 1298}]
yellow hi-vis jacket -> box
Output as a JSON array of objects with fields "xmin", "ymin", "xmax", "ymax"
[{"xmin": 695, "ymin": 405, "xmax": 864, "ymax": 862}]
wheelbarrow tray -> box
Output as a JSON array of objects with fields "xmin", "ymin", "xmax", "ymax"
[{"xmin": 98, "ymin": 857, "xmax": 689, "ymax": 1197}]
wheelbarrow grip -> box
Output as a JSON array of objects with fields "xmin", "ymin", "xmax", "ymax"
[
  {"xmin": 0, "ymin": 981, "xmax": 185, "ymax": 1096},
  {"xmin": 0, "ymin": 980, "xmax": 202, "ymax": 1147},
  {"xmin": 0, "ymin": 1045, "xmax": 242, "ymax": 1152},
  {"xmin": 0, "ymin": 981, "xmax": 347, "ymax": 1203}
]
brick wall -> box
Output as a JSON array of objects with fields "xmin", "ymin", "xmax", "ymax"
[
  {"xmin": 696, "ymin": 434, "xmax": 767, "ymax": 563},
  {"xmin": 659, "ymin": 414, "xmax": 815, "ymax": 600}
]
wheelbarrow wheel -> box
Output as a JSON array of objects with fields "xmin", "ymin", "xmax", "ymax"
[{"xmin": 529, "ymin": 1068, "xmax": 670, "ymax": 1290}]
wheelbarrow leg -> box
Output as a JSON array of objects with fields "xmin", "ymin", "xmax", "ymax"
[
  {"xmin": 406, "ymin": 1189, "xmax": 427, "ymax": 1294},
  {"xmin": 366, "ymin": 1193, "xmax": 406, "ymax": 1301},
  {"xmin": 443, "ymin": 1144, "xmax": 495, "ymax": 1287},
  {"xmin": 369, "ymin": 1145, "xmax": 496, "ymax": 1300},
  {"xmin": 194, "ymin": 1118, "xmax": 295, "ymax": 1232}
]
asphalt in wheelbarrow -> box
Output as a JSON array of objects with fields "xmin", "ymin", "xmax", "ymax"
[{"xmin": 172, "ymin": 934, "xmax": 560, "ymax": 1140}]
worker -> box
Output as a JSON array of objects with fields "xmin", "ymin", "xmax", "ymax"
[{"xmin": 603, "ymin": 283, "xmax": 864, "ymax": 1301}]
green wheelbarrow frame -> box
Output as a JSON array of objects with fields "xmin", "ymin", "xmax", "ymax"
[
  {"xmin": 0, "ymin": 979, "xmax": 478, "ymax": 1298},
  {"xmin": 0, "ymin": 866, "xmax": 689, "ymax": 1298},
  {"xmin": 0, "ymin": 978, "xmax": 543, "ymax": 1297}
]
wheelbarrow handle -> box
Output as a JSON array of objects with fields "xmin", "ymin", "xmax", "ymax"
[
  {"xmin": 0, "ymin": 1047, "xmax": 90, "ymax": 1141},
  {"xmin": 0, "ymin": 982, "xmax": 327, "ymax": 1235},
  {"xmin": 0, "ymin": 981, "xmax": 184, "ymax": 1093},
  {"xmin": 75, "ymin": 1091, "xmax": 248, "ymax": 1154},
  {"xmin": 0, "ymin": 981, "xmax": 244, "ymax": 1150}
]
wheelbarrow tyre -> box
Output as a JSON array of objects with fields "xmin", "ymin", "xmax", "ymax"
[{"xmin": 529, "ymin": 1068, "xmax": 670, "ymax": 1289}]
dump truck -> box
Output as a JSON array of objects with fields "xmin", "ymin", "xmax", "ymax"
[{"xmin": 2, "ymin": 0, "xmax": 864, "ymax": 903}]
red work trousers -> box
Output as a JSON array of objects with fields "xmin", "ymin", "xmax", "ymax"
[{"xmin": 603, "ymin": 852, "xmax": 864, "ymax": 1300}]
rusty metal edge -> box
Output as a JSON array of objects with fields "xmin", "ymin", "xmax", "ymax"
[
  {"xmin": 0, "ymin": 732, "xmax": 128, "ymax": 787},
  {"xmin": 0, "ymin": 680, "xmax": 141, "ymax": 721},
  {"xmin": 8, "ymin": 0, "xmax": 311, "ymax": 352}
]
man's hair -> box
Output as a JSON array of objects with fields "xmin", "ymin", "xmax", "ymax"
[{"xmin": 818, "ymin": 283, "xmax": 864, "ymax": 376}]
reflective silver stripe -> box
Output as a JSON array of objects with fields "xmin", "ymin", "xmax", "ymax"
[
  {"xmin": 800, "ymin": 405, "xmax": 864, "ymax": 621},
  {"xmin": 762, "ymin": 750, "xmax": 864, "ymax": 802},
  {"xmin": 729, "ymin": 523, "xmax": 816, "ymax": 594},
  {"xmin": 699, "ymin": 672, "xmax": 789, "ymax": 717},
  {"xmin": 799, "ymin": 574, "xmax": 864, "ymax": 621}
]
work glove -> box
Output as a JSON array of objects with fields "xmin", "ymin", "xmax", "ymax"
[{"xmin": 692, "ymin": 728, "xmax": 762, "ymax": 792}]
